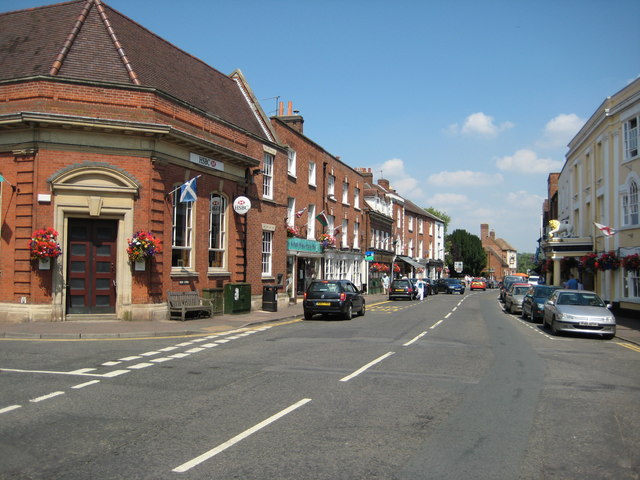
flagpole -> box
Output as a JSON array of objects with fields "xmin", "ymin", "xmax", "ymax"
[{"xmin": 166, "ymin": 175, "xmax": 201, "ymax": 197}]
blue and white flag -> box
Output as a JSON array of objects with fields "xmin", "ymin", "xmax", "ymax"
[{"xmin": 179, "ymin": 177, "xmax": 197, "ymax": 203}]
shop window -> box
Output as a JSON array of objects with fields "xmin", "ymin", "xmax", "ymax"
[{"xmin": 209, "ymin": 193, "xmax": 227, "ymax": 269}]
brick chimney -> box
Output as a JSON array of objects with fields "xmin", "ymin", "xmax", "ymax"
[
  {"xmin": 355, "ymin": 167, "xmax": 373, "ymax": 184},
  {"xmin": 277, "ymin": 101, "xmax": 304, "ymax": 134},
  {"xmin": 481, "ymin": 223, "xmax": 489, "ymax": 239},
  {"xmin": 377, "ymin": 178, "xmax": 390, "ymax": 190}
]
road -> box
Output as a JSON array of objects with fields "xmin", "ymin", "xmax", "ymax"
[{"xmin": 1, "ymin": 291, "xmax": 638, "ymax": 479}]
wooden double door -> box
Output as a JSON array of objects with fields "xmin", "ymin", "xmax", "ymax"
[{"xmin": 66, "ymin": 219, "xmax": 117, "ymax": 315}]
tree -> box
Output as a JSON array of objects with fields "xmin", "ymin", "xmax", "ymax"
[
  {"xmin": 446, "ymin": 229, "xmax": 486, "ymax": 276},
  {"xmin": 517, "ymin": 252, "xmax": 535, "ymax": 274},
  {"xmin": 424, "ymin": 207, "xmax": 451, "ymax": 233}
]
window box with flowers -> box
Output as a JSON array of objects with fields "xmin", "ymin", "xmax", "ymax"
[
  {"xmin": 622, "ymin": 253, "xmax": 640, "ymax": 272},
  {"xmin": 127, "ymin": 231, "xmax": 162, "ymax": 270},
  {"xmin": 286, "ymin": 225, "xmax": 301, "ymax": 238},
  {"xmin": 318, "ymin": 233, "xmax": 336, "ymax": 249},
  {"xmin": 597, "ymin": 251, "xmax": 620, "ymax": 271},
  {"xmin": 29, "ymin": 227, "xmax": 62, "ymax": 270}
]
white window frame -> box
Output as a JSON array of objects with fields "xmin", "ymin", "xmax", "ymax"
[
  {"xmin": 287, "ymin": 197, "xmax": 296, "ymax": 226},
  {"xmin": 307, "ymin": 204, "xmax": 316, "ymax": 240},
  {"xmin": 623, "ymin": 179, "xmax": 639, "ymax": 226},
  {"xmin": 418, "ymin": 218, "xmax": 423, "ymax": 234},
  {"xmin": 262, "ymin": 152, "xmax": 274, "ymax": 200},
  {"xmin": 354, "ymin": 187, "xmax": 360, "ymax": 209},
  {"xmin": 624, "ymin": 116, "xmax": 639, "ymax": 160},
  {"xmin": 287, "ymin": 148, "xmax": 296, "ymax": 177},
  {"xmin": 353, "ymin": 221, "xmax": 359, "ymax": 249},
  {"xmin": 408, "ymin": 216, "xmax": 414, "ymax": 232},
  {"xmin": 342, "ymin": 181, "xmax": 349, "ymax": 204},
  {"xmin": 262, "ymin": 230, "xmax": 273, "ymax": 277},
  {"xmin": 328, "ymin": 175, "xmax": 335, "ymax": 197},
  {"xmin": 308, "ymin": 162, "xmax": 316, "ymax": 186},
  {"xmin": 342, "ymin": 219, "xmax": 348, "ymax": 248},
  {"xmin": 208, "ymin": 193, "xmax": 227, "ymax": 270},
  {"xmin": 172, "ymin": 190, "xmax": 193, "ymax": 269}
]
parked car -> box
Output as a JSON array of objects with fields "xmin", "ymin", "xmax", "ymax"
[
  {"xmin": 504, "ymin": 283, "xmax": 531, "ymax": 314},
  {"xmin": 500, "ymin": 275, "xmax": 525, "ymax": 302},
  {"xmin": 389, "ymin": 279, "xmax": 417, "ymax": 300},
  {"xmin": 409, "ymin": 278, "xmax": 436, "ymax": 296},
  {"xmin": 542, "ymin": 289, "xmax": 616, "ymax": 339},
  {"xmin": 303, "ymin": 279, "xmax": 365, "ymax": 320},
  {"xmin": 528, "ymin": 275, "xmax": 540, "ymax": 285},
  {"xmin": 425, "ymin": 278, "xmax": 438, "ymax": 295},
  {"xmin": 521, "ymin": 285, "xmax": 560, "ymax": 322},
  {"xmin": 470, "ymin": 278, "xmax": 486, "ymax": 290},
  {"xmin": 435, "ymin": 278, "xmax": 465, "ymax": 294}
]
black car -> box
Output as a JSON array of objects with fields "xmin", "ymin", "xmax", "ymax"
[
  {"xmin": 389, "ymin": 279, "xmax": 417, "ymax": 300},
  {"xmin": 521, "ymin": 285, "xmax": 560, "ymax": 322},
  {"xmin": 435, "ymin": 278, "xmax": 465, "ymax": 294},
  {"xmin": 303, "ymin": 279, "xmax": 365, "ymax": 320}
]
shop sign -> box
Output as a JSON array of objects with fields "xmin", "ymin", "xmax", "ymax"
[
  {"xmin": 364, "ymin": 251, "xmax": 375, "ymax": 261},
  {"xmin": 233, "ymin": 196, "xmax": 251, "ymax": 215},
  {"xmin": 287, "ymin": 237, "xmax": 322, "ymax": 253},
  {"xmin": 189, "ymin": 152, "xmax": 224, "ymax": 172}
]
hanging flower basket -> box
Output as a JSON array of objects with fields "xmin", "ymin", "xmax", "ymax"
[
  {"xmin": 540, "ymin": 258, "xmax": 553, "ymax": 274},
  {"xmin": 579, "ymin": 253, "xmax": 598, "ymax": 273},
  {"xmin": 597, "ymin": 251, "xmax": 620, "ymax": 271},
  {"xmin": 622, "ymin": 253, "xmax": 640, "ymax": 271},
  {"xmin": 28, "ymin": 227, "xmax": 62, "ymax": 260},
  {"xmin": 393, "ymin": 263, "xmax": 401, "ymax": 273},
  {"xmin": 127, "ymin": 231, "xmax": 162, "ymax": 262},
  {"xmin": 318, "ymin": 233, "xmax": 336, "ymax": 248},
  {"xmin": 369, "ymin": 262, "xmax": 390, "ymax": 273}
]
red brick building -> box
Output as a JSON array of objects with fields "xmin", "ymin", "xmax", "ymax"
[
  {"xmin": 0, "ymin": 0, "xmax": 286, "ymax": 321},
  {"xmin": 480, "ymin": 223, "xmax": 517, "ymax": 282},
  {"xmin": 272, "ymin": 103, "xmax": 367, "ymax": 299}
]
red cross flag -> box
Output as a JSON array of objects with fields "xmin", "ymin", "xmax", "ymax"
[{"xmin": 594, "ymin": 222, "xmax": 616, "ymax": 236}]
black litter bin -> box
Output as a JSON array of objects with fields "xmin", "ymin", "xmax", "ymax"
[{"xmin": 262, "ymin": 285, "xmax": 278, "ymax": 312}]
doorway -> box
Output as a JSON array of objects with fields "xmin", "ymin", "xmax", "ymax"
[{"xmin": 66, "ymin": 219, "xmax": 118, "ymax": 314}]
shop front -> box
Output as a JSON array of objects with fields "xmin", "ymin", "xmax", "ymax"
[{"xmin": 286, "ymin": 238, "xmax": 323, "ymax": 301}]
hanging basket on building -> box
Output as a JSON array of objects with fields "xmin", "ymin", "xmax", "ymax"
[
  {"xmin": 579, "ymin": 253, "xmax": 598, "ymax": 273},
  {"xmin": 318, "ymin": 233, "xmax": 336, "ymax": 249},
  {"xmin": 621, "ymin": 253, "xmax": 640, "ymax": 271},
  {"xmin": 127, "ymin": 231, "xmax": 162, "ymax": 263},
  {"xmin": 596, "ymin": 251, "xmax": 620, "ymax": 271},
  {"xmin": 28, "ymin": 227, "xmax": 62, "ymax": 262}
]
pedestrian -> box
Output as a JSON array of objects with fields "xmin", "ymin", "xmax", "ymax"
[
  {"xmin": 565, "ymin": 274, "xmax": 578, "ymax": 289},
  {"xmin": 416, "ymin": 278, "xmax": 426, "ymax": 301},
  {"xmin": 381, "ymin": 273, "xmax": 390, "ymax": 295}
]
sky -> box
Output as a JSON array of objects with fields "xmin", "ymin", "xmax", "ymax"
[{"xmin": 4, "ymin": 0, "xmax": 640, "ymax": 253}]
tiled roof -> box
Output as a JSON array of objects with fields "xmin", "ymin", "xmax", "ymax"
[{"xmin": 0, "ymin": 0, "xmax": 269, "ymax": 140}]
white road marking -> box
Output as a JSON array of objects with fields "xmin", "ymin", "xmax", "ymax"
[
  {"xmin": 72, "ymin": 380, "xmax": 100, "ymax": 389},
  {"xmin": 0, "ymin": 405, "xmax": 21, "ymax": 414},
  {"xmin": 172, "ymin": 398, "xmax": 312, "ymax": 473},
  {"xmin": 169, "ymin": 353, "xmax": 190, "ymax": 359},
  {"xmin": 140, "ymin": 351, "xmax": 160, "ymax": 357},
  {"xmin": 119, "ymin": 356, "xmax": 142, "ymax": 362},
  {"xmin": 430, "ymin": 319, "xmax": 444, "ymax": 329},
  {"xmin": 30, "ymin": 391, "xmax": 64, "ymax": 403},
  {"xmin": 340, "ymin": 352, "xmax": 395, "ymax": 382},
  {"xmin": 404, "ymin": 331, "xmax": 428, "ymax": 346},
  {"xmin": 444, "ymin": 313, "xmax": 452, "ymax": 319},
  {"xmin": 101, "ymin": 361, "xmax": 121, "ymax": 366},
  {"xmin": 215, "ymin": 339, "xmax": 230, "ymax": 344},
  {"xmin": 202, "ymin": 343, "xmax": 218, "ymax": 348},
  {"xmin": 128, "ymin": 363, "xmax": 153, "ymax": 370},
  {"xmin": 159, "ymin": 346, "xmax": 179, "ymax": 352},
  {"xmin": 150, "ymin": 357, "xmax": 173, "ymax": 363},
  {"xmin": 186, "ymin": 347, "xmax": 205, "ymax": 353},
  {"xmin": 176, "ymin": 342, "xmax": 194, "ymax": 347},
  {"xmin": 68, "ymin": 368, "xmax": 96, "ymax": 374},
  {"xmin": 102, "ymin": 370, "xmax": 130, "ymax": 377}
]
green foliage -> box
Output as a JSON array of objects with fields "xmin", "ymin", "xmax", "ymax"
[
  {"xmin": 424, "ymin": 207, "xmax": 451, "ymax": 233},
  {"xmin": 517, "ymin": 252, "xmax": 535, "ymax": 274},
  {"xmin": 446, "ymin": 229, "xmax": 486, "ymax": 276}
]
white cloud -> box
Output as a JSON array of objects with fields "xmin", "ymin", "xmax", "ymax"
[
  {"xmin": 427, "ymin": 170, "xmax": 504, "ymax": 187},
  {"xmin": 447, "ymin": 112, "xmax": 514, "ymax": 137},
  {"xmin": 427, "ymin": 193, "xmax": 469, "ymax": 205},
  {"xmin": 378, "ymin": 158, "xmax": 426, "ymax": 200},
  {"xmin": 538, "ymin": 113, "xmax": 585, "ymax": 148},
  {"xmin": 495, "ymin": 149, "xmax": 564, "ymax": 174}
]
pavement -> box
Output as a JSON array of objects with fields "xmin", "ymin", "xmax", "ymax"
[{"xmin": 0, "ymin": 292, "xmax": 638, "ymax": 346}]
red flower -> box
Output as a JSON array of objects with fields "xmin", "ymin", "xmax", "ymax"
[{"xmin": 28, "ymin": 227, "xmax": 62, "ymax": 259}]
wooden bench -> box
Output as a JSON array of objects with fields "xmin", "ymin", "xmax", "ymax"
[{"xmin": 167, "ymin": 291, "xmax": 214, "ymax": 321}]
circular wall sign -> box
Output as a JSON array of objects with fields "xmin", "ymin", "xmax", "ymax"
[{"xmin": 233, "ymin": 196, "xmax": 252, "ymax": 215}]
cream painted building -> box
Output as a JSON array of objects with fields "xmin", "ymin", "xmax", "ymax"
[{"xmin": 544, "ymin": 78, "xmax": 640, "ymax": 313}]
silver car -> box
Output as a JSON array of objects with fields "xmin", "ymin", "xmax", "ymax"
[
  {"xmin": 504, "ymin": 283, "xmax": 530, "ymax": 314},
  {"xmin": 542, "ymin": 289, "xmax": 616, "ymax": 339}
]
